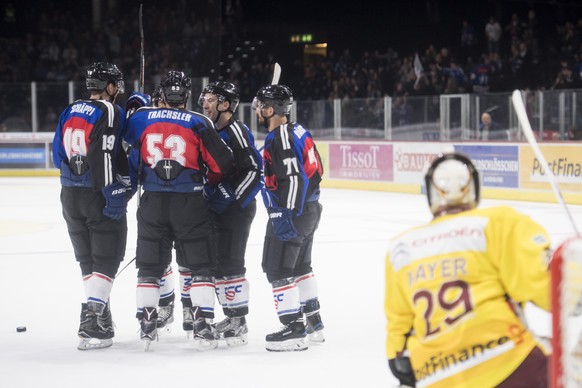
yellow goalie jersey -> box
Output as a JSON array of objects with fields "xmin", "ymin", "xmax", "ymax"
[{"xmin": 385, "ymin": 205, "xmax": 550, "ymax": 388}]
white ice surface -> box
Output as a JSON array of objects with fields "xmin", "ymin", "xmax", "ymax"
[{"xmin": 0, "ymin": 177, "xmax": 579, "ymax": 388}]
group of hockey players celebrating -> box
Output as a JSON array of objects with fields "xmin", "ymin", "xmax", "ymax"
[{"xmin": 52, "ymin": 61, "xmax": 325, "ymax": 352}]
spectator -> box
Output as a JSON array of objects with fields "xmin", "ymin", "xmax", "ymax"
[
  {"xmin": 552, "ymin": 61, "xmax": 582, "ymax": 90},
  {"xmin": 479, "ymin": 111, "xmax": 504, "ymax": 140},
  {"xmin": 469, "ymin": 53, "xmax": 493, "ymax": 93},
  {"xmin": 485, "ymin": 16, "xmax": 502, "ymax": 55}
]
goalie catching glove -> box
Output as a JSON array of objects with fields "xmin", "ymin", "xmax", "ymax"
[
  {"xmin": 101, "ymin": 180, "xmax": 131, "ymax": 220},
  {"xmin": 268, "ymin": 207, "xmax": 299, "ymax": 241},
  {"xmin": 203, "ymin": 182, "xmax": 236, "ymax": 214}
]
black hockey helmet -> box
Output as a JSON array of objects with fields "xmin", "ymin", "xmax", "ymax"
[
  {"xmin": 85, "ymin": 62, "xmax": 125, "ymax": 94},
  {"xmin": 424, "ymin": 152, "xmax": 480, "ymax": 217},
  {"xmin": 252, "ymin": 85, "xmax": 293, "ymax": 116},
  {"xmin": 198, "ymin": 81, "xmax": 240, "ymax": 113},
  {"xmin": 160, "ymin": 71, "xmax": 191, "ymax": 106}
]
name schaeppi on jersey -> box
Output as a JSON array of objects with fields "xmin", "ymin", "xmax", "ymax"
[
  {"xmin": 147, "ymin": 110, "xmax": 192, "ymax": 122},
  {"xmin": 71, "ymin": 103, "xmax": 96, "ymax": 116}
]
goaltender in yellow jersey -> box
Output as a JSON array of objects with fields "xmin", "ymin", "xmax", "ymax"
[{"xmin": 384, "ymin": 152, "xmax": 550, "ymax": 388}]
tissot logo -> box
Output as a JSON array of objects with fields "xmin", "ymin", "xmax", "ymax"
[{"xmin": 339, "ymin": 145, "xmax": 379, "ymax": 168}]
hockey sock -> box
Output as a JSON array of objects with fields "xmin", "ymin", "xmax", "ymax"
[
  {"xmin": 271, "ymin": 277, "xmax": 302, "ymax": 324},
  {"xmin": 159, "ymin": 265, "xmax": 175, "ymax": 305},
  {"xmin": 85, "ymin": 272, "xmax": 114, "ymax": 310},
  {"xmin": 190, "ymin": 275, "xmax": 215, "ymax": 319},
  {"xmin": 217, "ymin": 274, "xmax": 250, "ymax": 317},
  {"xmin": 178, "ymin": 266, "xmax": 192, "ymax": 308},
  {"xmin": 296, "ymin": 272, "xmax": 319, "ymax": 310},
  {"xmin": 136, "ymin": 277, "xmax": 160, "ymax": 315}
]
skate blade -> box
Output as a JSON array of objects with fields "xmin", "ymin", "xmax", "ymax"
[
  {"xmin": 193, "ymin": 338, "xmax": 218, "ymax": 351},
  {"xmin": 307, "ymin": 330, "xmax": 325, "ymax": 344},
  {"xmin": 266, "ymin": 338, "xmax": 308, "ymax": 352},
  {"xmin": 225, "ymin": 334, "xmax": 248, "ymax": 347},
  {"xmin": 77, "ymin": 338, "xmax": 113, "ymax": 350}
]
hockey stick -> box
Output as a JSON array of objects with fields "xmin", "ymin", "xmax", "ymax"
[
  {"xmin": 271, "ymin": 62, "xmax": 281, "ymax": 85},
  {"xmin": 115, "ymin": 257, "xmax": 136, "ymax": 278},
  {"xmin": 136, "ymin": 3, "xmax": 145, "ymax": 207},
  {"xmin": 138, "ymin": 4, "xmax": 145, "ymax": 94},
  {"xmin": 511, "ymin": 90, "xmax": 580, "ymax": 236},
  {"xmin": 256, "ymin": 63, "xmax": 282, "ymax": 154},
  {"xmin": 484, "ymin": 105, "xmax": 500, "ymax": 114}
]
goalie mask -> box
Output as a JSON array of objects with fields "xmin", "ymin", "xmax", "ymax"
[
  {"xmin": 424, "ymin": 152, "xmax": 480, "ymax": 217},
  {"xmin": 85, "ymin": 62, "xmax": 125, "ymax": 94},
  {"xmin": 160, "ymin": 71, "xmax": 191, "ymax": 107}
]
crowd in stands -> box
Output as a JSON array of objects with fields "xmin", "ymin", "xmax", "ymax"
[{"xmin": 0, "ymin": 2, "xmax": 581, "ymax": 132}]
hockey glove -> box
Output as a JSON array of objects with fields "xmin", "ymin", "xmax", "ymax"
[
  {"xmin": 268, "ymin": 207, "xmax": 299, "ymax": 241},
  {"xmin": 203, "ymin": 182, "xmax": 236, "ymax": 214},
  {"xmin": 125, "ymin": 92, "xmax": 151, "ymax": 118},
  {"xmin": 388, "ymin": 357, "xmax": 416, "ymax": 388},
  {"xmin": 101, "ymin": 181, "xmax": 131, "ymax": 220}
]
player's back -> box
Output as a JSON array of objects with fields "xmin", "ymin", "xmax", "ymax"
[{"xmin": 386, "ymin": 205, "xmax": 550, "ymax": 388}]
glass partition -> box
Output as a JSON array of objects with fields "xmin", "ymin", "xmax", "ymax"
[{"xmin": 1, "ymin": 81, "xmax": 581, "ymax": 143}]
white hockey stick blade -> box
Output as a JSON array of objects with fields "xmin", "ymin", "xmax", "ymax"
[
  {"xmin": 271, "ymin": 62, "xmax": 281, "ymax": 85},
  {"xmin": 511, "ymin": 90, "xmax": 579, "ymax": 236}
]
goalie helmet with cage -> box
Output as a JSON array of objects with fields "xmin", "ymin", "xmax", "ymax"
[
  {"xmin": 424, "ymin": 152, "xmax": 480, "ymax": 217},
  {"xmin": 198, "ymin": 81, "xmax": 240, "ymax": 113},
  {"xmin": 84, "ymin": 62, "xmax": 125, "ymax": 94},
  {"xmin": 160, "ymin": 71, "xmax": 191, "ymax": 107},
  {"xmin": 252, "ymin": 85, "xmax": 293, "ymax": 116}
]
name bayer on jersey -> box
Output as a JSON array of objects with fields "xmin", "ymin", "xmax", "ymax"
[{"xmin": 147, "ymin": 110, "xmax": 192, "ymax": 122}]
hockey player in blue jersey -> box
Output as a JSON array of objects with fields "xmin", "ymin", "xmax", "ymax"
[
  {"xmin": 252, "ymin": 84, "xmax": 325, "ymax": 351},
  {"xmin": 52, "ymin": 62, "xmax": 131, "ymax": 350},
  {"xmin": 123, "ymin": 71, "xmax": 234, "ymax": 351},
  {"xmin": 197, "ymin": 81, "xmax": 263, "ymax": 347}
]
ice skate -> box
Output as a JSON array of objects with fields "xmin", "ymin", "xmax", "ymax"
[
  {"xmin": 215, "ymin": 316, "xmax": 248, "ymax": 347},
  {"xmin": 191, "ymin": 307, "xmax": 218, "ymax": 351},
  {"xmin": 139, "ymin": 307, "xmax": 158, "ymax": 352},
  {"xmin": 305, "ymin": 311, "xmax": 325, "ymax": 343},
  {"xmin": 265, "ymin": 320, "xmax": 308, "ymax": 352},
  {"xmin": 77, "ymin": 302, "xmax": 114, "ymax": 350},
  {"xmin": 156, "ymin": 301, "xmax": 174, "ymax": 334},
  {"xmin": 182, "ymin": 306, "xmax": 193, "ymax": 337},
  {"xmin": 304, "ymin": 299, "xmax": 325, "ymax": 343}
]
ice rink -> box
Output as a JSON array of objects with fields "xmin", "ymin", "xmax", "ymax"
[{"xmin": 1, "ymin": 176, "xmax": 580, "ymax": 388}]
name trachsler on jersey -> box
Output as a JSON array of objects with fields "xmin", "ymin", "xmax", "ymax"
[{"xmin": 147, "ymin": 110, "xmax": 192, "ymax": 122}]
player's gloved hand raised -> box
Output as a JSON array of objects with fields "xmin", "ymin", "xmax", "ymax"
[
  {"xmin": 268, "ymin": 207, "xmax": 299, "ymax": 241},
  {"xmin": 125, "ymin": 92, "xmax": 151, "ymax": 118},
  {"xmin": 203, "ymin": 182, "xmax": 236, "ymax": 214},
  {"xmin": 101, "ymin": 181, "xmax": 131, "ymax": 220}
]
